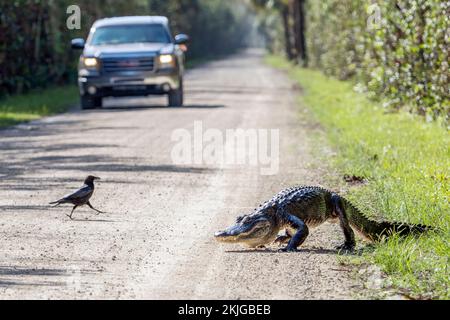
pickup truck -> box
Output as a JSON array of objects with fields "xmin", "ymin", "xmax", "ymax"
[{"xmin": 71, "ymin": 16, "xmax": 189, "ymax": 109}]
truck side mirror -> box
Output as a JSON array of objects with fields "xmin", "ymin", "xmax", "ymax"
[
  {"xmin": 174, "ymin": 34, "xmax": 189, "ymax": 45},
  {"xmin": 71, "ymin": 38, "xmax": 85, "ymax": 50}
]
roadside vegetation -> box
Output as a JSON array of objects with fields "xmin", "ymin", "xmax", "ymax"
[
  {"xmin": 0, "ymin": 86, "xmax": 78, "ymax": 128},
  {"xmin": 255, "ymin": 0, "xmax": 449, "ymax": 122},
  {"xmin": 266, "ymin": 55, "xmax": 449, "ymax": 299}
]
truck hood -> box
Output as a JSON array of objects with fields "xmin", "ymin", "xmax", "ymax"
[{"xmin": 83, "ymin": 43, "xmax": 174, "ymax": 57}]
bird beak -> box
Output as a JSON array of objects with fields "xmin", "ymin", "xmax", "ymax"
[{"xmin": 94, "ymin": 177, "xmax": 101, "ymax": 180}]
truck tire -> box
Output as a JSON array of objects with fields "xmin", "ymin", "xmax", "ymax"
[
  {"xmin": 168, "ymin": 79, "xmax": 183, "ymax": 107},
  {"xmin": 81, "ymin": 96, "xmax": 102, "ymax": 109}
]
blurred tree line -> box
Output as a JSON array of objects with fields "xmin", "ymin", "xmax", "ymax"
[
  {"xmin": 0, "ymin": 0, "xmax": 254, "ymax": 97},
  {"xmin": 253, "ymin": 0, "xmax": 449, "ymax": 121}
]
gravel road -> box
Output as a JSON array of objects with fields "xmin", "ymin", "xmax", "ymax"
[{"xmin": 0, "ymin": 50, "xmax": 365, "ymax": 299}]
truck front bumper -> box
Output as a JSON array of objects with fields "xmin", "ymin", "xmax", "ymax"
[{"xmin": 78, "ymin": 69, "xmax": 181, "ymax": 98}]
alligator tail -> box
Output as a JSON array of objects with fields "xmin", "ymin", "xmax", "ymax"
[
  {"xmin": 375, "ymin": 221, "xmax": 432, "ymax": 237},
  {"xmin": 342, "ymin": 198, "xmax": 432, "ymax": 241}
]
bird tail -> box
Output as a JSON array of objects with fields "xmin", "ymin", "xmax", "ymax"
[
  {"xmin": 49, "ymin": 200, "xmax": 63, "ymax": 206},
  {"xmin": 342, "ymin": 197, "xmax": 433, "ymax": 241}
]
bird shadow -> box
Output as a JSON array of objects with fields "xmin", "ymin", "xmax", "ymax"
[{"xmin": 69, "ymin": 217, "xmax": 115, "ymax": 223}]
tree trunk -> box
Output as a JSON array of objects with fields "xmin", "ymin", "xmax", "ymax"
[
  {"xmin": 292, "ymin": 0, "xmax": 308, "ymax": 66},
  {"xmin": 298, "ymin": 0, "xmax": 308, "ymax": 66},
  {"xmin": 34, "ymin": 2, "xmax": 43, "ymax": 64},
  {"xmin": 281, "ymin": 6, "xmax": 294, "ymax": 60}
]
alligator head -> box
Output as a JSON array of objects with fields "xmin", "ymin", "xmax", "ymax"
[{"xmin": 214, "ymin": 211, "xmax": 279, "ymax": 248}]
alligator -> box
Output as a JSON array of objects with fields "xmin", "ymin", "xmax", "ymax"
[{"xmin": 214, "ymin": 186, "xmax": 431, "ymax": 252}]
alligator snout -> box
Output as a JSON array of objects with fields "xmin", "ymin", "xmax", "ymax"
[
  {"xmin": 214, "ymin": 230, "xmax": 234, "ymax": 243},
  {"xmin": 214, "ymin": 228, "xmax": 236, "ymax": 240},
  {"xmin": 214, "ymin": 224, "xmax": 245, "ymax": 242},
  {"xmin": 214, "ymin": 230, "xmax": 227, "ymax": 238}
]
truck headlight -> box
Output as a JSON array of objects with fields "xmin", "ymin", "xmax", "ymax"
[
  {"xmin": 159, "ymin": 54, "xmax": 174, "ymax": 64},
  {"xmin": 82, "ymin": 57, "xmax": 99, "ymax": 69}
]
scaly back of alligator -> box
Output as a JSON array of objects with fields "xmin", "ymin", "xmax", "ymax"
[{"xmin": 341, "ymin": 197, "xmax": 432, "ymax": 241}]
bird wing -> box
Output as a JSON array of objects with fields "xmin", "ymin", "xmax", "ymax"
[{"xmin": 62, "ymin": 185, "xmax": 93, "ymax": 201}]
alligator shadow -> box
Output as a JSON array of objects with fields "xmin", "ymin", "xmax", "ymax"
[{"xmin": 225, "ymin": 246, "xmax": 366, "ymax": 256}]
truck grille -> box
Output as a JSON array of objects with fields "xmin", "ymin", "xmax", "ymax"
[{"xmin": 102, "ymin": 57, "xmax": 155, "ymax": 73}]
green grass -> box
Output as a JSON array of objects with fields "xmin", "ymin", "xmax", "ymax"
[
  {"xmin": 0, "ymin": 86, "xmax": 79, "ymax": 128},
  {"xmin": 266, "ymin": 55, "xmax": 450, "ymax": 299}
]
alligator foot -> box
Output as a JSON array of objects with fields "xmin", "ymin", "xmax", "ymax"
[
  {"xmin": 335, "ymin": 243, "xmax": 355, "ymax": 253},
  {"xmin": 278, "ymin": 247, "xmax": 298, "ymax": 253},
  {"xmin": 273, "ymin": 235, "xmax": 291, "ymax": 245}
]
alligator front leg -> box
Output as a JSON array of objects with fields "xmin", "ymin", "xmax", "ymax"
[{"xmin": 279, "ymin": 213, "xmax": 309, "ymax": 252}]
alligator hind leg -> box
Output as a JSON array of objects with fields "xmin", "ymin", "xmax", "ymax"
[
  {"xmin": 332, "ymin": 194, "xmax": 356, "ymax": 251},
  {"xmin": 279, "ymin": 212, "xmax": 309, "ymax": 252}
]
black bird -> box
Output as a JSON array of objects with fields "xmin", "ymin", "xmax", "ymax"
[{"xmin": 50, "ymin": 175, "xmax": 104, "ymax": 219}]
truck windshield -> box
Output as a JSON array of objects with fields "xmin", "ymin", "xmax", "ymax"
[{"xmin": 90, "ymin": 24, "xmax": 171, "ymax": 45}]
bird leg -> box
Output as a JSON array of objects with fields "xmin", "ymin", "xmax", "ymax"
[
  {"xmin": 67, "ymin": 205, "xmax": 78, "ymax": 220},
  {"xmin": 87, "ymin": 201, "xmax": 105, "ymax": 215}
]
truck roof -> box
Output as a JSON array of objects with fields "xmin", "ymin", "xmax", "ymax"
[{"xmin": 92, "ymin": 16, "xmax": 169, "ymax": 28}]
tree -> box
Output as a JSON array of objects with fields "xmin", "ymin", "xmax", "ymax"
[
  {"xmin": 251, "ymin": 0, "xmax": 308, "ymax": 66},
  {"xmin": 292, "ymin": 0, "xmax": 307, "ymax": 66}
]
